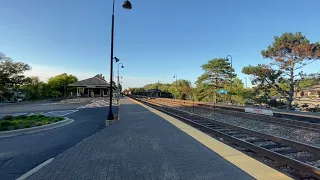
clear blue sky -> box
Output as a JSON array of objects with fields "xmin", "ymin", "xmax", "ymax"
[{"xmin": 1, "ymin": 0, "xmax": 320, "ymax": 89}]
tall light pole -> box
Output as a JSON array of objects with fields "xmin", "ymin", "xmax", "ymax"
[
  {"xmin": 156, "ymin": 80, "xmax": 160, "ymax": 98},
  {"xmin": 173, "ymin": 74, "xmax": 178, "ymax": 99},
  {"xmin": 117, "ymin": 63, "xmax": 124, "ymax": 100},
  {"xmin": 226, "ymin": 55, "xmax": 233, "ymax": 104},
  {"xmin": 173, "ymin": 74, "xmax": 178, "ymax": 86},
  {"xmin": 107, "ymin": 0, "xmax": 132, "ymax": 120}
]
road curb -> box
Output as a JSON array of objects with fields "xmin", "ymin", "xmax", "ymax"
[
  {"xmin": 0, "ymin": 118, "xmax": 74, "ymax": 138},
  {"xmin": 16, "ymin": 158, "xmax": 54, "ymax": 180}
]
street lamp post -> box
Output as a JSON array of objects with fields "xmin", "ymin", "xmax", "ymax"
[
  {"xmin": 173, "ymin": 74, "xmax": 178, "ymax": 99},
  {"xmin": 117, "ymin": 63, "xmax": 124, "ymax": 100},
  {"xmin": 173, "ymin": 74, "xmax": 178, "ymax": 86},
  {"xmin": 107, "ymin": 0, "xmax": 132, "ymax": 120},
  {"xmin": 226, "ymin": 55, "xmax": 233, "ymax": 104},
  {"xmin": 156, "ymin": 81, "xmax": 160, "ymax": 98}
]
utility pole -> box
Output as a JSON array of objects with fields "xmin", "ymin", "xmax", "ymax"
[
  {"xmin": 173, "ymin": 74, "xmax": 178, "ymax": 99},
  {"xmin": 213, "ymin": 73, "xmax": 218, "ymax": 120},
  {"xmin": 226, "ymin": 55, "xmax": 233, "ymax": 104},
  {"xmin": 107, "ymin": 0, "xmax": 132, "ymax": 120},
  {"xmin": 214, "ymin": 73, "xmax": 218, "ymax": 104}
]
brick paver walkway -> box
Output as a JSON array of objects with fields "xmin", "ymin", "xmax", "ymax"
[{"xmin": 27, "ymin": 98, "xmax": 253, "ymax": 180}]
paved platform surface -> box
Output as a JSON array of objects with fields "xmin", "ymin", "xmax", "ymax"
[{"xmin": 26, "ymin": 98, "xmax": 254, "ymax": 180}]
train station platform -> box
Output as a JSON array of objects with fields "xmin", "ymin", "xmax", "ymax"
[{"xmin": 24, "ymin": 98, "xmax": 291, "ymax": 180}]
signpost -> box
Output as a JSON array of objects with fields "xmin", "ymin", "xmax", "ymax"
[
  {"xmin": 217, "ymin": 89, "xmax": 228, "ymax": 94},
  {"xmin": 245, "ymin": 108, "xmax": 274, "ymax": 116}
]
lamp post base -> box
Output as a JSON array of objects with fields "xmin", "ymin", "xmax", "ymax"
[
  {"xmin": 106, "ymin": 112, "xmax": 119, "ymax": 126},
  {"xmin": 107, "ymin": 111, "xmax": 114, "ymax": 120}
]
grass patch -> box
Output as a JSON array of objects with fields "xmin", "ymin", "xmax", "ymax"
[
  {"xmin": 2, "ymin": 115, "xmax": 13, "ymax": 120},
  {"xmin": 0, "ymin": 114, "xmax": 65, "ymax": 132}
]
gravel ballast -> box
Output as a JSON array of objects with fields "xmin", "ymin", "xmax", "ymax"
[{"xmin": 149, "ymin": 99, "xmax": 320, "ymax": 148}]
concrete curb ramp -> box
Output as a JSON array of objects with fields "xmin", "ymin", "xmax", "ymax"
[{"xmin": 0, "ymin": 118, "xmax": 74, "ymax": 138}]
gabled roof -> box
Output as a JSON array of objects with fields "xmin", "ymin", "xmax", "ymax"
[
  {"xmin": 68, "ymin": 74, "xmax": 110, "ymax": 87},
  {"xmin": 145, "ymin": 89, "xmax": 161, "ymax": 93}
]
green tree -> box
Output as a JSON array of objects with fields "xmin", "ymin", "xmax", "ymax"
[
  {"xmin": 196, "ymin": 58, "xmax": 236, "ymax": 103},
  {"xmin": 129, "ymin": 87, "xmax": 145, "ymax": 95},
  {"xmin": 242, "ymin": 88, "xmax": 255, "ymax": 104},
  {"xmin": 194, "ymin": 83, "xmax": 214, "ymax": 102},
  {"xmin": 143, "ymin": 83, "xmax": 159, "ymax": 90},
  {"xmin": 47, "ymin": 73, "xmax": 78, "ymax": 98},
  {"xmin": 242, "ymin": 64, "xmax": 284, "ymax": 101},
  {"xmin": 298, "ymin": 73, "xmax": 320, "ymax": 90},
  {"xmin": 197, "ymin": 58, "xmax": 235, "ymax": 86},
  {"xmin": 243, "ymin": 32, "xmax": 320, "ymax": 108},
  {"xmin": 0, "ymin": 53, "xmax": 31, "ymax": 95},
  {"xmin": 229, "ymin": 78, "xmax": 246, "ymax": 104},
  {"xmin": 169, "ymin": 79, "xmax": 192, "ymax": 100},
  {"xmin": 21, "ymin": 76, "xmax": 42, "ymax": 99},
  {"xmin": 158, "ymin": 83, "xmax": 171, "ymax": 93}
]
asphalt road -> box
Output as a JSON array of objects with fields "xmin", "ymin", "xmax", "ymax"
[
  {"xmin": 0, "ymin": 103, "xmax": 117, "ymax": 180},
  {"xmin": 0, "ymin": 101, "xmax": 88, "ymax": 115}
]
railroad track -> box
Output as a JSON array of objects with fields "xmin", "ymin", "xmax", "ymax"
[
  {"xmin": 151, "ymin": 98, "xmax": 320, "ymax": 131},
  {"xmin": 132, "ymin": 96, "xmax": 320, "ymax": 179}
]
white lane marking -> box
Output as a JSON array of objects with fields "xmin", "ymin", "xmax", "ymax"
[
  {"xmin": 40, "ymin": 103, "xmax": 60, "ymax": 105},
  {"xmin": 16, "ymin": 158, "xmax": 54, "ymax": 180},
  {"xmin": 77, "ymin": 100, "xmax": 110, "ymax": 109},
  {"xmin": 41, "ymin": 101, "xmax": 85, "ymax": 105},
  {"xmin": 43, "ymin": 110, "xmax": 78, "ymax": 117}
]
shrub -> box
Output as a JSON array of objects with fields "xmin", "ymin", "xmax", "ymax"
[
  {"xmin": 35, "ymin": 122, "xmax": 42, "ymax": 126},
  {"xmin": 1, "ymin": 115, "xmax": 13, "ymax": 121},
  {"xmin": 26, "ymin": 116, "xmax": 34, "ymax": 121},
  {"xmin": 43, "ymin": 120, "xmax": 50, "ymax": 125},
  {"xmin": 21, "ymin": 115, "xmax": 28, "ymax": 119},
  {"xmin": 14, "ymin": 115, "xmax": 28, "ymax": 120},
  {"xmin": 0, "ymin": 115, "xmax": 63, "ymax": 131},
  {"xmin": 27, "ymin": 115, "xmax": 38, "ymax": 119},
  {"xmin": 268, "ymin": 99, "xmax": 286, "ymax": 108},
  {"xmin": 0, "ymin": 126, "xmax": 8, "ymax": 131},
  {"xmin": 37, "ymin": 115, "xmax": 45, "ymax": 118},
  {"xmin": 0, "ymin": 121, "xmax": 13, "ymax": 126},
  {"xmin": 13, "ymin": 124, "xmax": 21, "ymax": 130},
  {"xmin": 57, "ymin": 117, "xmax": 64, "ymax": 121},
  {"xmin": 47, "ymin": 117, "xmax": 55, "ymax": 122},
  {"xmin": 23, "ymin": 121, "xmax": 32, "ymax": 128}
]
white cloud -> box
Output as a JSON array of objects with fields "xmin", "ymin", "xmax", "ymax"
[
  {"xmin": 120, "ymin": 76, "xmax": 158, "ymax": 89},
  {"xmin": 24, "ymin": 64, "xmax": 97, "ymax": 82}
]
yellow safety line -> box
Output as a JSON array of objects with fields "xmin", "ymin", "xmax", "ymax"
[{"xmin": 129, "ymin": 98, "xmax": 293, "ymax": 180}]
